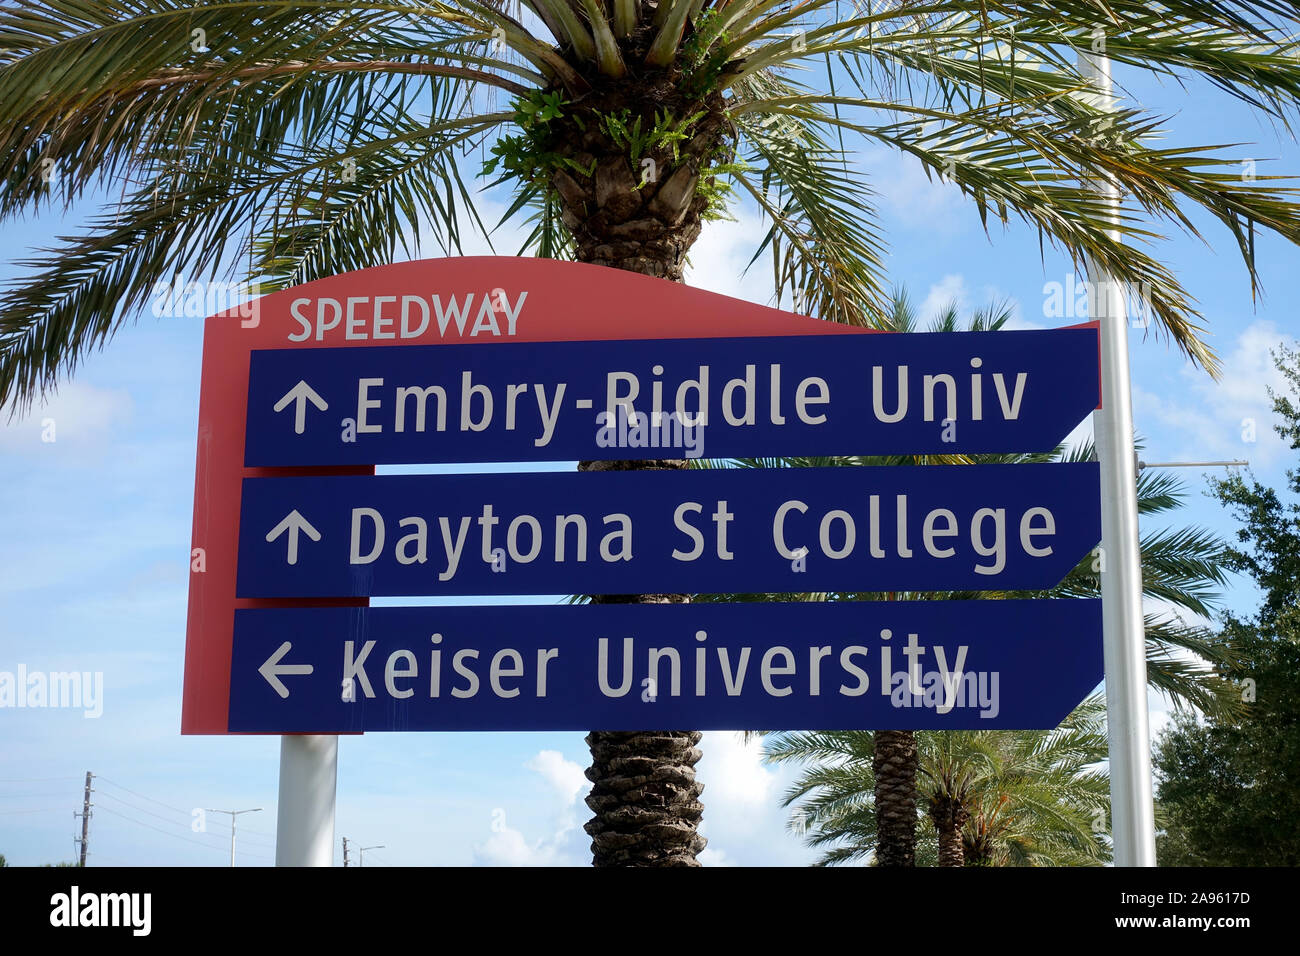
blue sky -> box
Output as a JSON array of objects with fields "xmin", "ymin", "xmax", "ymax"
[{"xmin": 1, "ymin": 61, "xmax": 1298, "ymax": 867}]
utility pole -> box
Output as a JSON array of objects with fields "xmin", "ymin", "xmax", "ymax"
[
  {"xmin": 73, "ymin": 772, "xmax": 93, "ymax": 867},
  {"xmin": 342, "ymin": 837, "xmax": 350, "ymax": 868},
  {"xmin": 358, "ymin": 844, "xmax": 384, "ymax": 867},
  {"xmin": 204, "ymin": 807, "xmax": 263, "ymax": 867}
]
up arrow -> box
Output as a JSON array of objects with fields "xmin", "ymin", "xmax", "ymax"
[
  {"xmin": 266, "ymin": 509, "xmax": 321, "ymax": 565},
  {"xmin": 259, "ymin": 641, "xmax": 314, "ymax": 698},
  {"xmin": 274, "ymin": 380, "xmax": 328, "ymax": 434}
]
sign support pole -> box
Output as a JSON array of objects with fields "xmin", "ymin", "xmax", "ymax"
[
  {"xmin": 275, "ymin": 734, "xmax": 338, "ymax": 866},
  {"xmin": 1080, "ymin": 50, "xmax": 1157, "ymax": 866}
]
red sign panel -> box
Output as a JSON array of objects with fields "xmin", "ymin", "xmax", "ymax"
[{"xmin": 183, "ymin": 257, "xmax": 865, "ymax": 734}]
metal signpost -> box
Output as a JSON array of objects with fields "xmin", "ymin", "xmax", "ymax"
[
  {"xmin": 183, "ymin": 256, "xmax": 1111, "ymax": 866},
  {"xmin": 1081, "ymin": 50, "xmax": 1159, "ymax": 867}
]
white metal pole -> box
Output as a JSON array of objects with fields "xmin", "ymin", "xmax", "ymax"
[
  {"xmin": 275, "ymin": 735, "xmax": 338, "ymax": 866},
  {"xmin": 1079, "ymin": 50, "xmax": 1157, "ymax": 866},
  {"xmin": 205, "ymin": 807, "xmax": 262, "ymax": 867}
]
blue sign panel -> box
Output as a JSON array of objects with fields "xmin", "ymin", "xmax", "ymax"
[
  {"xmin": 227, "ymin": 600, "xmax": 1103, "ymax": 732},
  {"xmin": 235, "ymin": 462, "xmax": 1100, "ymax": 598},
  {"xmin": 244, "ymin": 329, "xmax": 1099, "ymax": 466}
]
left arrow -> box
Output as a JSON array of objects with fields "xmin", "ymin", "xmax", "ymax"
[
  {"xmin": 258, "ymin": 641, "xmax": 314, "ymax": 698},
  {"xmin": 265, "ymin": 509, "xmax": 321, "ymax": 565},
  {"xmin": 273, "ymin": 380, "xmax": 328, "ymax": 434}
]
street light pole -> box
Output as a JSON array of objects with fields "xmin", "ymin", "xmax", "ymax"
[
  {"xmin": 1138, "ymin": 460, "xmax": 1248, "ymax": 471},
  {"xmin": 1078, "ymin": 48, "xmax": 1158, "ymax": 867},
  {"xmin": 358, "ymin": 844, "xmax": 385, "ymax": 867},
  {"xmin": 205, "ymin": 807, "xmax": 263, "ymax": 867}
]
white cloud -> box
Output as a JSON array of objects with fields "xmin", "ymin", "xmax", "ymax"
[
  {"xmin": 473, "ymin": 736, "xmax": 814, "ymax": 867},
  {"xmin": 696, "ymin": 731, "xmax": 777, "ymax": 815},
  {"xmin": 0, "ymin": 382, "xmax": 133, "ymax": 454},
  {"xmin": 699, "ymin": 845, "xmax": 736, "ymax": 867},
  {"xmin": 472, "ymin": 749, "xmax": 590, "ymax": 867},
  {"xmin": 1135, "ymin": 319, "xmax": 1294, "ymax": 466},
  {"xmin": 525, "ymin": 749, "xmax": 589, "ymax": 807},
  {"xmin": 920, "ymin": 273, "xmax": 969, "ymax": 321},
  {"xmin": 1001, "ymin": 305, "xmax": 1042, "ymax": 331},
  {"xmin": 474, "ymin": 824, "xmax": 571, "ymax": 867},
  {"xmin": 685, "ymin": 207, "xmax": 776, "ymax": 305},
  {"xmin": 694, "ymin": 731, "xmax": 814, "ymax": 866},
  {"xmin": 914, "ymin": 273, "xmax": 1026, "ymax": 330},
  {"xmin": 866, "ymin": 149, "xmax": 965, "ymax": 233}
]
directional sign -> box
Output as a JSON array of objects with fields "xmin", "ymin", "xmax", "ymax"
[
  {"xmin": 183, "ymin": 256, "xmax": 1102, "ymax": 737},
  {"xmin": 244, "ymin": 328, "xmax": 1100, "ymax": 466},
  {"xmin": 227, "ymin": 600, "xmax": 1104, "ymax": 732},
  {"xmin": 235, "ymin": 462, "xmax": 1100, "ymax": 598},
  {"xmin": 184, "ymin": 256, "xmax": 868, "ymax": 734}
]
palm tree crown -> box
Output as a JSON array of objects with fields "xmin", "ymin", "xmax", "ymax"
[{"xmin": 7, "ymin": 2, "xmax": 1300, "ymax": 408}]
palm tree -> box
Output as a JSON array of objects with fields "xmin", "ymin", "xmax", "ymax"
[
  {"xmin": 702, "ymin": 290, "xmax": 1232, "ymax": 864},
  {"xmin": 716, "ymin": 436, "xmax": 1230, "ymax": 865},
  {"xmin": 767, "ymin": 696, "xmax": 1111, "ymax": 866},
  {"xmin": 2, "ymin": 1, "xmax": 1296, "ymax": 865}
]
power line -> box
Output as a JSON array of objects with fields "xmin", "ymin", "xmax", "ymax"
[
  {"xmin": 95, "ymin": 792, "xmax": 238, "ymax": 847},
  {"xmin": 94, "ymin": 776, "xmax": 194, "ymax": 814},
  {"xmin": 95, "ymin": 806, "xmax": 273, "ymax": 861},
  {"xmin": 94, "ymin": 790, "xmax": 274, "ymax": 849},
  {"xmin": 96, "ymin": 796, "xmax": 276, "ymax": 859},
  {"xmin": 95, "ymin": 776, "xmax": 276, "ymax": 844},
  {"xmin": 37, "ymin": 774, "xmax": 278, "ymax": 857}
]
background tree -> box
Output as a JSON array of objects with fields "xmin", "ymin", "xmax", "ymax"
[
  {"xmin": 1155, "ymin": 346, "xmax": 1300, "ymax": 866},
  {"xmin": 6, "ymin": 1, "xmax": 1300, "ymax": 865},
  {"xmin": 766, "ymin": 696, "xmax": 1111, "ymax": 866}
]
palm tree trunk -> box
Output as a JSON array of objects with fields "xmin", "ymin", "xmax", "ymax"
[
  {"xmin": 936, "ymin": 824, "xmax": 964, "ymax": 866},
  {"xmin": 929, "ymin": 793, "xmax": 968, "ymax": 867},
  {"xmin": 873, "ymin": 729, "xmax": 918, "ymax": 866},
  {"xmin": 578, "ymin": 465, "xmax": 705, "ymax": 866},
  {"xmin": 559, "ymin": 100, "xmax": 729, "ymax": 866},
  {"xmin": 584, "ymin": 727, "xmax": 706, "ymax": 866}
]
